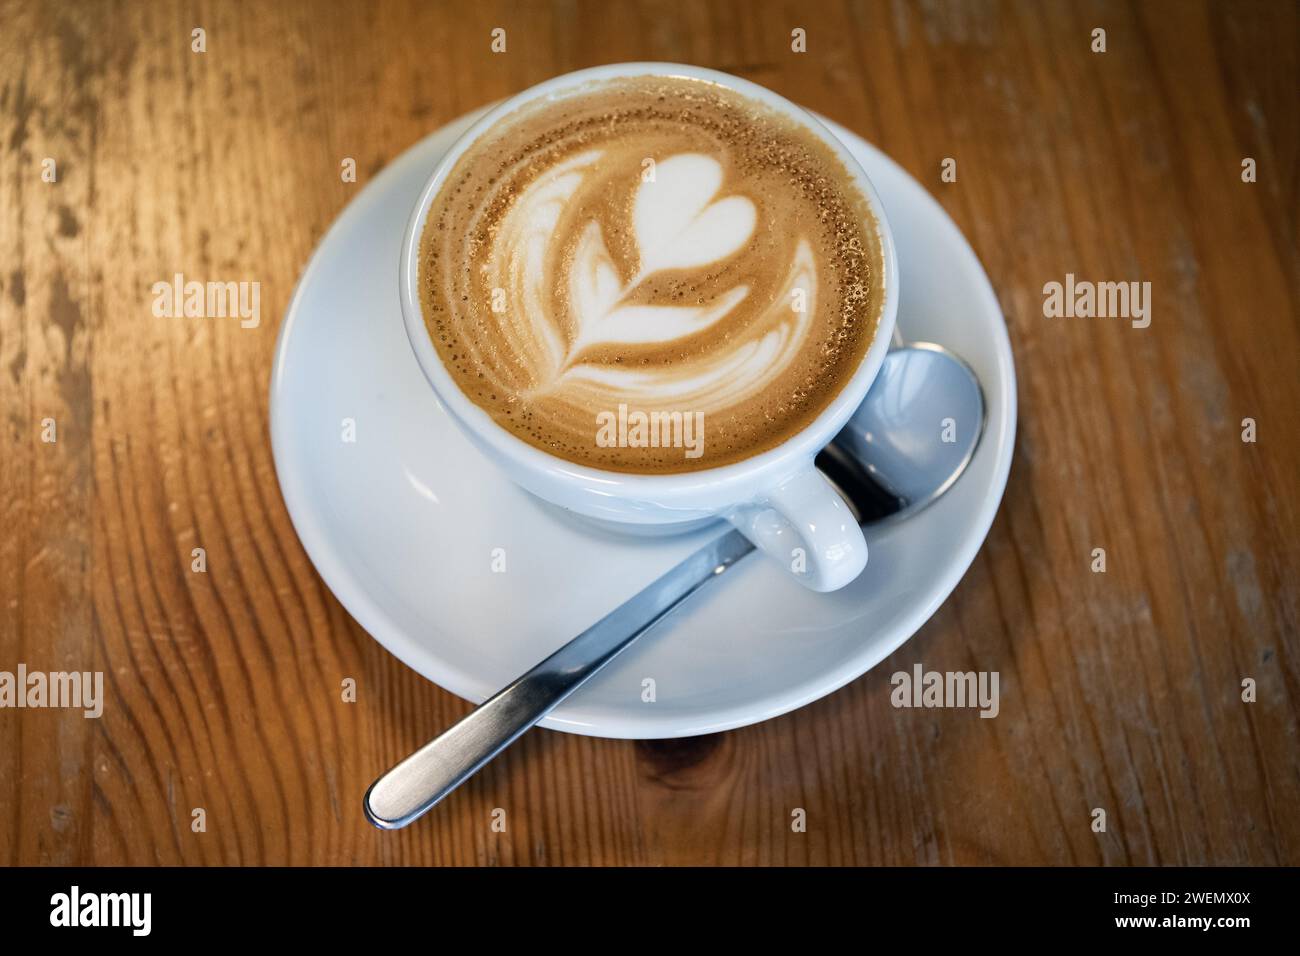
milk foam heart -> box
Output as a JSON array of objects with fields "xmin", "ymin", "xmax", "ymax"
[{"xmin": 419, "ymin": 75, "xmax": 886, "ymax": 473}]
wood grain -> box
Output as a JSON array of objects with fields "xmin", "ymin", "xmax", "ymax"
[{"xmin": 0, "ymin": 0, "xmax": 1296, "ymax": 865}]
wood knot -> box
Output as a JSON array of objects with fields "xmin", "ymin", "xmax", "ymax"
[{"xmin": 635, "ymin": 733, "xmax": 724, "ymax": 784}]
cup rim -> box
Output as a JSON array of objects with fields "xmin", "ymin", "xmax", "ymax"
[{"xmin": 399, "ymin": 61, "xmax": 899, "ymax": 497}]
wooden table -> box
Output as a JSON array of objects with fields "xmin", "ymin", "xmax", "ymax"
[{"xmin": 2, "ymin": 0, "xmax": 1296, "ymax": 866}]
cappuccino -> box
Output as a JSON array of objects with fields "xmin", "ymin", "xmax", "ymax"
[{"xmin": 418, "ymin": 75, "xmax": 886, "ymax": 473}]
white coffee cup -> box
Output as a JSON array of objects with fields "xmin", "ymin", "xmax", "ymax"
[{"xmin": 399, "ymin": 63, "xmax": 898, "ymax": 591}]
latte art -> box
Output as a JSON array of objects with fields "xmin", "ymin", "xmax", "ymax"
[{"xmin": 419, "ymin": 75, "xmax": 886, "ymax": 472}]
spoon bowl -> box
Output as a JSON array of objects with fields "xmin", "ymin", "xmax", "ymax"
[{"xmin": 825, "ymin": 343, "xmax": 985, "ymax": 522}]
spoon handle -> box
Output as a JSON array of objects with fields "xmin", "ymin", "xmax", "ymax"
[{"xmin": 363, "ymin": 528, "xmax": 755, "ymax": 829}]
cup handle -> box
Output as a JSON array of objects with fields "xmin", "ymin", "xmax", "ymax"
[{"xmin": 726, "ymin": 464, "xmax": 868, "ymax": 592}]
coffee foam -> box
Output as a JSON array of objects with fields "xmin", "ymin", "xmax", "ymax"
[{"xmin": 419, "ymin": 75, "xmax": 886, "ymax": 473}]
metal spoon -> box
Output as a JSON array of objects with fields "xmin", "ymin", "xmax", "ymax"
[{"xmin": 364, "ymin": 343, "xmax": 985, "ymax": 829}]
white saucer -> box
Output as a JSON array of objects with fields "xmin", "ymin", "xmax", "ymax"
[{"xmin": 269, "ymin": 108, "xmax": 1017, "ymax": 739}]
